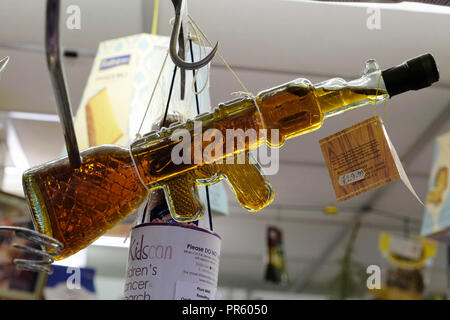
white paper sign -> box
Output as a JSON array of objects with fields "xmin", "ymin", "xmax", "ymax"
[
  {"xmin": 389, "ymin": 235, "xmax": 423, "ymax": 261},
  {"xmin": 124, "ymin": 223, "xmax": 221, "ymax": 300},
  {"xmin": 383, "ymin": 124, "xmax": 423, "ymax": 205}
]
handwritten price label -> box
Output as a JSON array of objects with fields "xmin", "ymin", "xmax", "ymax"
[{"xmin": 338, "ymin": 169, "xmax": 366, "ymax": 186}]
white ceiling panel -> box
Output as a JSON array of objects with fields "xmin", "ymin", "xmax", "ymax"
[
  {"xmin": 0, "ymin": 0, "xmax": 143, "ymax": 50},
  {"xmin": 153, "ymin": 0, "xmax": 450, "ymax": 86}
]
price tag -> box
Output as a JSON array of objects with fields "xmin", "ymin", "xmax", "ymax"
[
  {"xmin": 320, "ymin": 116, "xmax": 422, "ymax": 203},
  {"xmin": 339, "ymin": 169, "xmax": 366, "ymax": 186}
]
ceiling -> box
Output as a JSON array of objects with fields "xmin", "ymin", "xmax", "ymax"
[{"xmin": 0, "ymin": 0, "xmax": 449, "ymax": 297}]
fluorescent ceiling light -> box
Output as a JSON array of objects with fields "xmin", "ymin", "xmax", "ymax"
[
  {"xmin": 4, "ymin": 166, "xmax": 23, "ymax": 175},
  {"xmin": 6, "ymin": 120, "xmax": 29, "ymax": 171},
  {"xmin": 288, "ymin": 1, "xmax": 450, "ymax": 14},
  {"xmin": 91, "ymin": 235, "xmax": 130, "ymax": 248},
  {"xmin": 6, "ymin": 111, "xmax": 59, "ymax": 122}
]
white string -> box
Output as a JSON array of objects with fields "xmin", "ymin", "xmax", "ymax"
[
  {"xmin": 231, "ymin": 91, "xmax": 266, "ymax": 131},
  {"xmin": 125, "ymin": 143, "xmax": 152, "ymax": 236},
  {"xmin": 136, "ymin": 50, "xmax": 170, "ymax": 137},
  {"xmin": 187, "ymin": 14, "xmax": 251, "ymax": 95},
  {"xmin": 185, "ymin": 20, "xmax": 268, "ymax": 137},
  {"xmin": 128, "ymin": 144, "xmax": 151, "ymax": 193},
  {"xmin": 188, "ymin": 21, "xmax": 210, "ymax": 95}
]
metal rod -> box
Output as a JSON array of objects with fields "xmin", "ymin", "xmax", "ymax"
[{"xmin": 45, "ymin": 0, "xmax": 81, "ymax": 168}]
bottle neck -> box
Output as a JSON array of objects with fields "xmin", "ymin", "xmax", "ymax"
[{"xmin": 315, "ymin": 69, "xmax": 389, "ymax": 119}]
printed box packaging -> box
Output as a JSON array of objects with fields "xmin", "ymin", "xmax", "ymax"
[{"xmin": 421, "ymin": 131, "xmax": 450, "ymax": 243}]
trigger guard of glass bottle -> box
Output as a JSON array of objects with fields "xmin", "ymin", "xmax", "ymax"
[
  {"xmin": 165, "ymin": 152, "xmax": 273, "ymax": 222},
  {"xmin": 159, "ymin": 179, "xmax": 205, "ymax": 223}
]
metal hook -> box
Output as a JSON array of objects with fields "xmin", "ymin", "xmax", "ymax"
[
  {"xmin": 0, "ymin": 226, "xmax": 63, "ymax": 274},
  {"xmin": 46, "ymin": 0, "xmax": 82, "ymax": 168},
  {"xmin": 169, "ymin": 0, "xmax": 218, "ymax": 71},
  {"xmin": 178, "ymin": 22, "xmax": 186, "ymax": 100}
]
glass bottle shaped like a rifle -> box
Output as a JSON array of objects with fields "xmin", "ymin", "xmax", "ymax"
[{"xmin": 23, "ymin": 54, "xmax": 439, "ymax": 259}]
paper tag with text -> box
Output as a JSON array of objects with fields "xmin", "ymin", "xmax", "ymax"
[{"xmin": 319, "ymin": 116, "xmax": 422, "ymax": 203}]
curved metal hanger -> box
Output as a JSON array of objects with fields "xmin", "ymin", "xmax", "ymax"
[
  {"xmin": 0, "ymin": 226, "xmax": 63, "ymax": 274},
  {"xmin": 46, "ymin": 0, "xmax": 82, "ymax": 168},
  {"xmin": 169, "ymin": 0, "xmax": 218, "ymax": 70}
]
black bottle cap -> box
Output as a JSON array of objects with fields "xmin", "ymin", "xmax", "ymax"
[{"xmin": 381, "ymin": 53, "xmax": 439, "ymax": 97}]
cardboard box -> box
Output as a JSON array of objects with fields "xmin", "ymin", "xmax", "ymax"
[
  {"xmin": 421, "ymin": 131, "xmax": 450, "ymax": 243},
  {"xmin": 74, "ymin": 33, "xmax": 213, "ymax": 147}
]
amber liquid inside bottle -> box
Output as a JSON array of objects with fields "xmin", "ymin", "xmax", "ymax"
[
  {"xmin": 132, "ymin": 82, "xmax": 387, "ymax": 185},
  {"xmin": 23, "ymin": 81, "xmax": 387, "ymax": 259},
  {"xmin": 23, "ymin": 146, "xmax": 148, "ymax": 259}
]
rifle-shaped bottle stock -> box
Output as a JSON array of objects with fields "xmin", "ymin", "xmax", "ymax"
[{"xmin": 23, "ymin": 54, "xmax": 439, "ymax": 259}]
